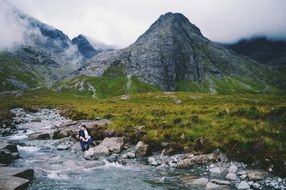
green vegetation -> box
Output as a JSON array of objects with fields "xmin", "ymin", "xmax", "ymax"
[
  {"xmin": 0, "ymin": 53, "xmax": 42, "ymax": 91},
  {"xmin": 0, "ymin": 89, "xmax": 285, "ymax": 175},
  {"xmin": 59, "ymin": 64, "xmax": 159, "ymax": 98}
]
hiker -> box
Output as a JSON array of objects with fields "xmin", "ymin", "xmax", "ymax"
[{"xmin": 79, "ymin": 124, "xmax": 92, "ymax": 151}]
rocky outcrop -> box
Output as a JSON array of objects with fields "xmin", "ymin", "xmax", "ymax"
[
  {"xmin": 0, "ymin": 142, "xmax": 19, "ymax": 164},
  {"xmin": 246, "ymin": 170, "xmax": 268, "ymax": 181},
  {"xmin": 0, "ymin": 167, "xmax": 34, "ymax": 190}
]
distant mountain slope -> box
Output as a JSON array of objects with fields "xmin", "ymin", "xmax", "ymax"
[
  {"xmin": 64, "ymin": 13, "xmax": 285, "ymax": 96},
  {"xmin": 0, "ymin": 2, "xmax": 109, "ymax": 91},
  {"xmin": 227, "ymin": 36, "xmax": 286, "ymax": 67},
  {"xmin": 72, "ymin": 35, "xmax": 98, "ymax": 60}
]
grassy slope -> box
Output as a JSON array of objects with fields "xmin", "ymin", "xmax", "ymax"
[
  {"xmin": 1, "ymin": 89, "xmax": 285, "ymax": 175},
  {"xmin": 0, "ymin": 53, "xmax": 42, "ymax": 91}
]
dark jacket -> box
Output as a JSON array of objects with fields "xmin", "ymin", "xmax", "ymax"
[{"xmin": 79, "ymin": 129, "xmax": 85, "ymax": 139}]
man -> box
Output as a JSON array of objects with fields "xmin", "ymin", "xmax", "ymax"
[{"xmin": 79, "ymin": 124, "xmax": 92, "ymax": 151}]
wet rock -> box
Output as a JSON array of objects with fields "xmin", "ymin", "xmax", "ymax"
[
  {"xmin": 247, "ymin": 169, "xmax": 268, "ymax": 181},
  {"xmin": 225, "ymin": 173, "xmax": 237, "ymax": 181},
  {"xmin": 126, "ymin": 152, "xmax": 136, "ymax": 159},
  {"xmin": 106, "ymin": 154, "xmax": 120, "ymax": 162},
  {"xmin": 56, "ymin": 144, "xmax": 69, "ymax": 150},
  {"xmin": 28, "ymin": 132, "xmax": 50, "ymax": 140},
  {"xmin": 237, "ymin": 181, "xmax": 250, "ymax": 189},
  {"xmin": 252, "ymin": 182, "xmax": 261, "ymax": 189},
  {"xmin": 0, "ymin": 167, "xmax": 34, "ymax": 190},
  {"xmin": 135, "ymin": 141, "xmax": 148, "ymax": 157},
  {"xmin": 84, "ymin": 145, "xmax": 110, "ymax": 160},
  {"xmin": 1, "ymin": 128, "xmax": 12, "ymax": 136},
  {"xmin": 148, "ymin": 157, "xmax": 161, "ymax": 166},
  {"xmin": 0, "ymin": 142, "xmax": 19, "ymax": 164},
  {"xmin": 71, "ymin": 142, "xmax": 82, "ymax": 152},
  {"xmin": 100, "ymin": 137, "xmax": 125, "ymax": 153}
]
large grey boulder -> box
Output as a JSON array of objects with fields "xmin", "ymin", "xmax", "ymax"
[
  {"xmin": 84, "ymin": 145, "xmax": 110, "ymax": 160},
  {"xmin": 135, "ymin": 141, "xmax": 148, "ymax": 157},
  {"xmin": 0, "ymin": 167, "xmax": 34, "ymax": 190},
  {"xmin": 28, "ymin": 132, "xmax": 50, "ymax": 140},
  {"xmin": 100, "ymin": 137, "xmax": 125, "ymax": 153}
]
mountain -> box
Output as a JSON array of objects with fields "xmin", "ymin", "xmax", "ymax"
[
  {"xmin": 72, "ymin": 35, "xmax": 98, "ymax": 60},
  {"xmin": 227, "ymin": 36, "xmax": 286, "ymax": 67},
  {"xmin": 0, "ymin": 2, "xmax": 107, "ymax": 91},
  {"xmin": 63, "ymin": 12, "xmax": 285, "ymax": 96}
]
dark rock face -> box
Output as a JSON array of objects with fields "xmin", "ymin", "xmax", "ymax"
[
  {"xmin": 77, "ymin": 12, "xmax": 274, "ymax": 91},
  {"xmin": 0, "ymin": 142, "xmax": 19, "ymax": 164},
  {"xmin": 227, "ymin": 36, "xmax": 286, "ymax": 67},
  {"xmin": 72, "ymin": 35, "xmax": 98, "ymax": 60}
]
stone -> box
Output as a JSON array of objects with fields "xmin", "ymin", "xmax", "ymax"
[
  {"xmin": 177, "ymin": 153, "xmax": 215, "ymax": 168},
  {"xmin": 83, "ymin": 145, "xmax": 110, "ymax": 160},
  {"xmin": 209, "ymin": 167, "xmax": 222, "ymax": 174},
  {"xmin": 237, "ymin": 181, "xmax": 250, "ymax": 189},
  {"xmin": 135, "ymin": 141, "xmax": 148, "ymax": 157},
  {"xmin": 210, "ymin": 179, "xmax": 231, "ymax": 185},
  {"xmin": 247, "ymin": 170, "xmax": 268, "ymax": 181},
  {"xmin": 175, "ymin": 99, "xmax": 182, "ymax": 104},
  {"xmin": 192, "ymin": 177, "xmax": 208, "ymax": 186},
  {"xmin": 228, "ymin": 165, "xmax": 238, "ymax": 173},
  {"xmin": 225, "ymin": 173, "xmax": 237, "ymax": 181},
  {"xmin": 148, "ymin": 157, "xmax": 161, "ymax": 166},
  {"xmin": 252, "ymin": 182, "xmax": 261, "ymax": 189},
  {"xmin": 106, "ymin": 154, "xmax": 120, "ymax": 162},
  {"xmin": 205, "ymin": 182, "xmax": 220, "ymax": 189},
  {"xmin": 71, "ymin": 142, "xmax": 82, "ymax": 152},
  {"xmin": 0, "ymin": 142, "xmax": 19, "ymax": 164},
  {"xmin": 126, "ymin": 152, "xmax": 135, "ymax": 159},
  {"xmin": 100, "ymin": 137, "xmax": 125, "ymax": 153},
  {"xmin": 0, "ymin": 167, "xmax": 34, "ymax": 190},
  {"xmin": 56, "ymin": 144, "xmax": 69, "ymax": 150},
  {"xmin": 28, "ymin": 132, "xmax": 50, "ymax": 140}
]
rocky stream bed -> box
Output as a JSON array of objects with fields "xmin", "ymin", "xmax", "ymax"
[{"xmin": 0, "ymin": 108, "xmax": 285, "ymax": 189}]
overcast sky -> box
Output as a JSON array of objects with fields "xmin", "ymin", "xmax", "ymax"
[{"xmin": 7, "ymin": 0, "xmax": 286, "ymax": 48}]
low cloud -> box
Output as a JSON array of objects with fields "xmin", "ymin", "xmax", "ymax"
[{"xmin": 3, "ymin": 0, "xmax": 286, "ymax": 48}]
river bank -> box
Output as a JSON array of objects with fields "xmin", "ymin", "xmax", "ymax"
[{"xmin": 0, "ymin": 108, "xmax": 285, "ymax": 189}]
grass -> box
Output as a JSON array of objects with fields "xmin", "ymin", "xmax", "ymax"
[
  {"xmin": 0, "ymin": 53, "xmax": 43, "ymax": 91},
  {"xmin": 0, "ymin": 89, "xmax": 285, "ymax": 175}
]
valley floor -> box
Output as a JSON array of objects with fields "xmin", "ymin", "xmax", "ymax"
[{"xmin": 0, "ymin": 89, "xmax": 285, "ymax": 176}]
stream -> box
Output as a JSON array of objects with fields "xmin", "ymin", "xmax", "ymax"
[{"xmin": 1, "ymin": 108, "xmax": 285, "ymax": 190}]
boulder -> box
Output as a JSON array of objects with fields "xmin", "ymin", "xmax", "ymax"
[
  {"xmin": 106, "ymin": 154, "xmax": 120, "ymax": 162},
  {"xmin": 205, "ymin": 182, "xmax": 220, "ymax": 189},
  {"xmin": 228, "ymin": 165, "xmax": 238, "ymax": 173},
  {"xmin": 0, "ymin": 167, "xmax": 34, "ymax": 190},
  {"xmin": 210, "ymin": 179, "xmax": 231, "ymax": 185},
  {"xmin": 225, "ymin": 173, "xmax": 237, "ymax": 181},
  {"xmin": 135, "ymin": 141, "xmax": 148, "ymax": 157},
  {"xmin": 84, "ymin": 145, "xmax": 110, "ymax": 160},
  {"xmin": 0, "ymin": 142, "xmax": 19, "ymax": 164},
  {"xmin": 148, "ymin": 157, "xmax": 161, "ymax": 166},
  {"xmin": 28, "ymin": 132, "xmax": 50, "ymax": 140},
  {"xmin": 126, "ymin": 152, "xmax": 136, "ymax": 159},
  {"xmin": 246, "ymin": 170, "xmax": 268, "ymax": 181},
  {"xmin": 100, "ymin": 137, "xmax": 125, "ymax": 153},
  {"xmin": 237, "ymin": 181, "xmax": 250, "ymax": 189},
  {"xmin": 71, "ymin": 142, "xmax": 82, "ymax": 152},
  {"xmin": 192, "ymin": 177, "xmax": 209, "ymax": 186},
  {"xmin": 177, "ymin": 153, "xmax": 214, "ymax": 168},
  {"xmin": 209, "ymin": 167, "xmax": 222, "ymax": 174}
]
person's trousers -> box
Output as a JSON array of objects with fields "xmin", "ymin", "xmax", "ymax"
[{"xmin": 80, "ymin": 138, "xmax": 92, "ymax": 151}]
